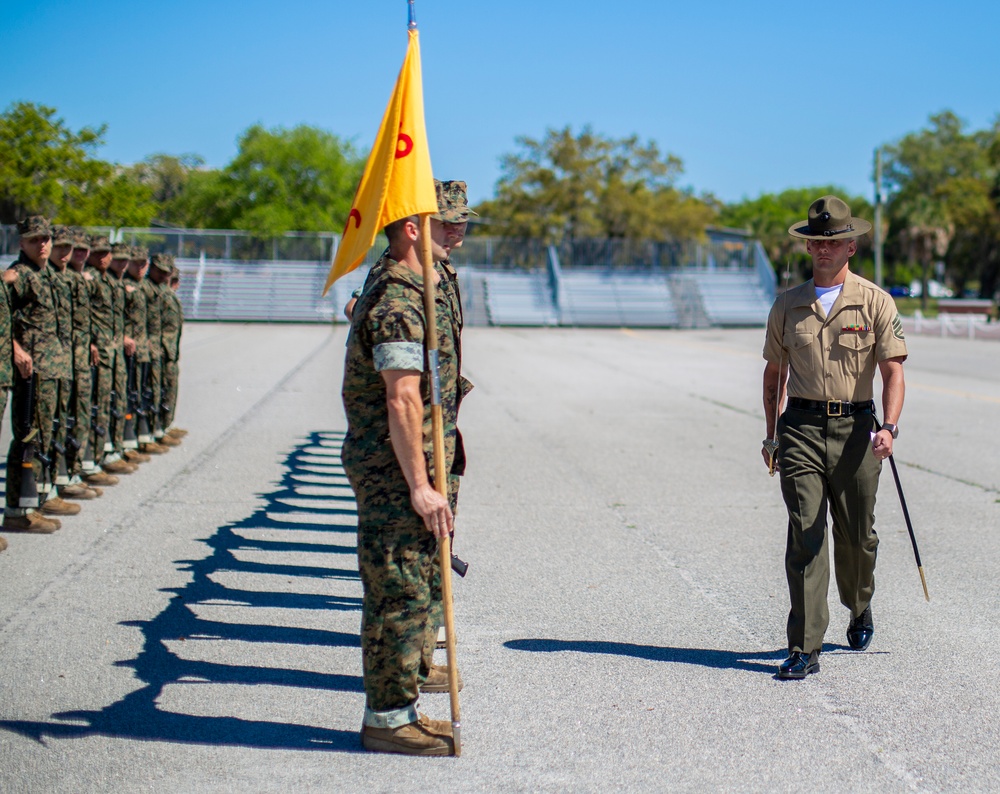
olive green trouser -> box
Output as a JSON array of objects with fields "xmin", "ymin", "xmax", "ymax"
[{"xmin": 778, "ymin": 407, "xmax": 881, "ymax": 654}]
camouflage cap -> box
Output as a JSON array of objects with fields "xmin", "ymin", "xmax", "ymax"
[
  {"xmin": 71, "ymin": 228, "xmax": 91, "ymax": 250},
  {"xmin": 110, "ymin": 242, "xmax": 131, "ymax": 260},
  {"xmin": 150, "ymin": 253, "xmax": 174, "ymax": 273},
  {"xmin": 89, "ymin": 234, "xmax": 112, "ymax": 253},
  {"xmin": 17, "ymin": 216, "xmax": 52, "ymax": 239},
  {"xmin": 52, "ymin": 225, "xmax": 75, "ymax": 246},
  {"xmin": 130, "ymin": 245, "xmax": 149, "ymax": 262},
  {"xmin": 432, "ymin": 180, "xmax": 479, "ymax": 223}
]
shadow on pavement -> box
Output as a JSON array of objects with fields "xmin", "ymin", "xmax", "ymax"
[
  {"xmin": 0, "ymin": 430, "xmax": 365, "ymax": 753},
  {"xmin": 505, "ymin": 638, "xmax": 789, "ymax": 675}
]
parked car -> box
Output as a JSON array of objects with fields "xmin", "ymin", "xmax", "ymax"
[
  {"xmin": 888, "ymin": 285, "xmax": 910, "ymax": 297},
  {"xmin": 909, "ymin": 279, "xmax": 954, "ymax": 298}
]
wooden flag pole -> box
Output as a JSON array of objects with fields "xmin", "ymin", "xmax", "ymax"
[{"xmin": 419, "ymin": 213, "xmax": 462, "ymax": 755}]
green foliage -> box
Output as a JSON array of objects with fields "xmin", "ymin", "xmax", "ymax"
[
  {"xmin": 478, "ymin": 125, "xmax": 716, "ymax": 242},
  {"xmin": 0, "ymin": 101, "xmax": 110, "ymax": 224},
  {"xmin": 883, "ymin": 111, "xmax": 1000, "ymax": 299},
  {"xmin": 174, "ymin": 124, "xmax": 364, "ymax": 236}
]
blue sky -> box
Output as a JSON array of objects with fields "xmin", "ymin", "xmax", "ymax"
[{"xmin": 4, "ymin": 0, "xmax": 998, "ymax": 208}]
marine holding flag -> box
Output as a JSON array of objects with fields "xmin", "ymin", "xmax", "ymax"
[{"xmin": 329, "ymin": 18, "xmax": 470, "ymax": 756}]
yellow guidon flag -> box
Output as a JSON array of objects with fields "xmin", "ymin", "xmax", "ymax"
[{"xmin": 321, "ymin": 27, "xmax": 437, "ymax": 296}]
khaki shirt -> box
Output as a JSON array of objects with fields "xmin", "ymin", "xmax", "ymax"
[{"xmin": 763, "ymin": 270, "xmax": 908, "ymax": 402}]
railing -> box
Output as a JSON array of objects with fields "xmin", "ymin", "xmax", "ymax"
[{"xmin": 2, "ymin": 224, "xmax": 778, "ymax": 327}]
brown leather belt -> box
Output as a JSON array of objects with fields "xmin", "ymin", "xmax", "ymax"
[{"xmin": 788, "ymin": 398, "xmax": 875, "ymax": 417}]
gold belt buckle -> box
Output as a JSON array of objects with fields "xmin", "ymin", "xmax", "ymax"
[{"xmin": 826, "ymin": 400, "xmax": 842, "ymax": 417}]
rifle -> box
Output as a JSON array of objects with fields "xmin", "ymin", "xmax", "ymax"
[
  {"xmin": 123, "ymin": 353, "xmax": 138, "ymax": 448},
  {"xmin": 16, "ymin": 369, "xmax": 40, "ymax": 508}
]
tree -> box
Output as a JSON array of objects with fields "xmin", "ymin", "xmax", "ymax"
[
  {"xmin": 882, "ymin": 111, "xmax": 996, "ymax": 304},
  {"xmin": 173, "ymin": 124, "xmax": 364, "ymax": 235},
  {"xmin": 124, "ymin": 153, "xmax": 205, "ymax": 226},
  {"xmin": 478, "ymin": 126, "xmax": 716, "ymax": 242},
  {"xmin": 0, "ymin": 101, "xmax": 109, "ymax": 224}
]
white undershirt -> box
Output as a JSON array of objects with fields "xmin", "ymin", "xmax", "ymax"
[{"xmin": 815, "ymin": 283, "xmax": 843, "ymax": 317}]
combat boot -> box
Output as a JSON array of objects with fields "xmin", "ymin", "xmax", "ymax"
[
  {"xmin": 124, "ymin": 449, "xmax": 151, "ymax": 464},
  {"xmin": 140, "ymin": 441, "xmax": 169, "ymax": 455},
  {"xmin": 59, "ymin": 483, "xmax": 99, "ymax": 500},
  {"xmin": 166, "ymin": 427, "xmax": 188, "ymax": 439},
  {"xmin": 157, "ymin": 434, "xmax": 181, "ymax": 447},
  {"xmin": 419, "ymin": 664, "xmax": 464, "ymax": 694},
  {"xmin": 0, "ymin": 535, "xmax": 8, "ymax": 552},
  {"xmin": 2, "ymin": 511, "xmax": 61, "ymax": 533},
  {"xmin": 103, "ymin": 459, "xmax": 138, "ymax": 474},
  {"xmin": 84, "ymin": 470, "xmax": 119, "ymax": 487},
  {"xmin": 360, "ymin": 714, "xmax": 455, "ymax": 756},
  {"xmin": 40, "ymin": 496, "xmax": 82, "ymax": 517}
]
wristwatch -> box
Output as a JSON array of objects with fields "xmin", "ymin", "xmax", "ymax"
[{"xmin": 881, "ymin": 423, "xmax": 899, "ymax": 439}]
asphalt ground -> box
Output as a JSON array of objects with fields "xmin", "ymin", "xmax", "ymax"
[{"xmin": 0, "ymin": 323, "xmax": 997, "ymax": 792}]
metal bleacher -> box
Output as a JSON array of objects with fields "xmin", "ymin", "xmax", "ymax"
[
  {"xmin": 686, "ymin": 270, "xmax": 773, "ymax": 326},
  {"xmin": 480, "ymin": 269, "xmax": 558, "ymax": 326},
  {"xmin": 558, "ymin": 271, "xmax": 678, "ymax": 327}
]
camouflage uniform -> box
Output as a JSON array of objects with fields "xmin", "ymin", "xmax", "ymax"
[
  {"xmin": 48, "ymin": 227, "xmax": 77, "ymax": 487},
  {"xmin": 123, "ymin": 255, "xmax": 150, "ymax": 444},
  {"xmin": 159, "ymin": 265, "xmax": 184, "ymax": 430},
  {"xmin": 141, "ymin": 271, "xmax": 164, "ymax": 438},
  {"xmin": 5, "ymin": 219, "xmax": 71, "ymax": 509},
  {"xmin": 0, "ymin": 259, "xmax": 12, "ymax": 437},
  {"xmin": 342, "ymin": 253, "xmax": 468, "ymax": 722},
  {"xmin": 67, "ymin": 231, "xmax": 94, "ymax": 470},
  {"xmin": 93, "ymin": 244, "xmax": 129, "ymax": 460}
]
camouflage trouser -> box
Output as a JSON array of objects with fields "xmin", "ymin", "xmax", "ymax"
[
  {"xmin": 161, "ymin": 359, "xmax": 179, "ymax": 429},
  {"xmin": 6, "ymin": 377, "xmax": 57, "ymax": 508},
  {"xmin": 52, "ymin": 378, "xmax": 72, "ymax": 485},
  {"xmin": 350, "ymin": 464, "xmax": 440, "ymax": 713},
  {"xmin": 149, "ymin": 354, "xmax": 163, "ymax": 436},
  {"xmin": 111, "ymin": 349, "xmax": 128, "ymax": 454},
  {"xmin": 91, "ymin": 360, "xmax": 111, "ymax": 458},
  {"xmin": 71, "ymin": 367, "xmax": 92, "ymax": 470}
]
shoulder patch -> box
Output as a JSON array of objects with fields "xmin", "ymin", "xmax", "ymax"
[{"xmin": 892, "ymin": 314, "xmax": 905, "ymax": 340}]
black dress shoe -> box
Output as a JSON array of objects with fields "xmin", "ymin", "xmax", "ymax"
[
  {"xmin": 847, "ymin": 606, "xmax": 874, "ymax": 651},
  {"xmin": 777, "ymin": 650, "xmax": 820, "ymax": 679}
]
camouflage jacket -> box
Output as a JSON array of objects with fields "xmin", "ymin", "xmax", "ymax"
[
  {"xmin": 88, "ymin": 269, "xmax": 112, "ymax": 361},
  {"xmin": 160, "ymin": 287, "xmax": 183, "ymax": 362},
  {"xmin": 48, "ymin": 264, "xmax": 76, "ymax": 379},
  {"xmin": 341, "ymin": 256, "xmax": 471, "ymax": 490},
  {"xmin": 6, "ymin": 252, "xmax": 70, "ymax": 380},
  {"xmin": 0, "ymin": 282, "xmax": 12, "ymax": 389},
  {"xmin": 123, "ymin": 272, "xmax": 149, "ymax": 363},
  {"xmin": 142, "ymin": 278, "xmax": 163, "ymax": 358},
  {"xmin": 66, "ymin": 268, "xmax": 93, "ymax": 372}
]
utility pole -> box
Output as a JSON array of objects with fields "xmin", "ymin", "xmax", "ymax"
[{"xmin": 874, "ymin": 147, "xmax": 884, "ymax": 288}]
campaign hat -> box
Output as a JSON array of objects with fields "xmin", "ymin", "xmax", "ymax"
[{"xmin": 788, "ymin": 195, "xmax": 872, "ymax": 240}]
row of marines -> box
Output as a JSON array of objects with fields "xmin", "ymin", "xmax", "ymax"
[{"xmin": 0, "ymin": 216, "xmax": 187, "ymax": 549}]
